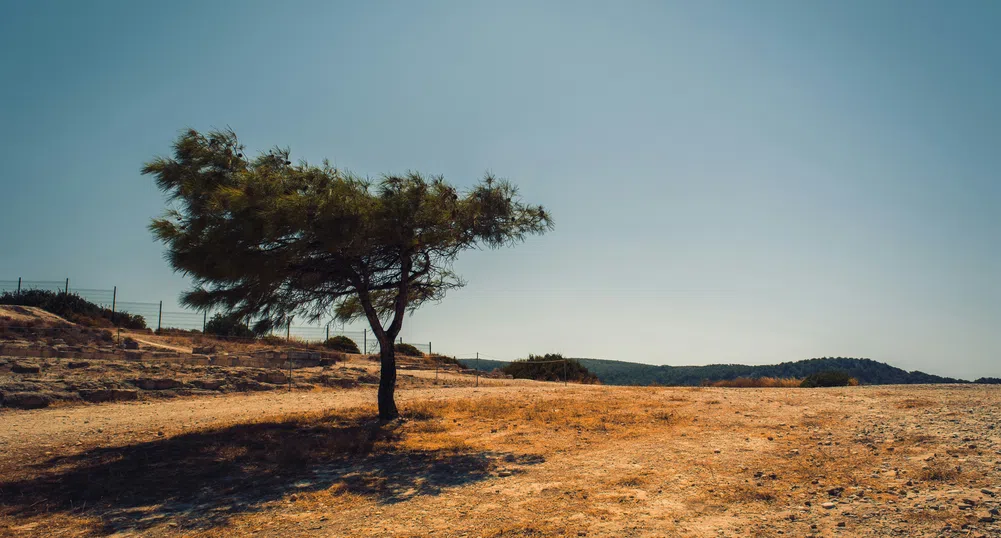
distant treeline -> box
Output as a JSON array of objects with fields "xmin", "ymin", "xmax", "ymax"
[
  {"xmin": 500, "ymin": 354, "xmax": 599, "ymax": 383},
  {"xmin": 460, "ymin": 356, "xmax": 971, "ymax": 386}
]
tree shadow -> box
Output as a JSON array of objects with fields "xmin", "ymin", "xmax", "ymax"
[{"xmin": 0, "ymin": 416, "xmax": 544, "ymax": 534}]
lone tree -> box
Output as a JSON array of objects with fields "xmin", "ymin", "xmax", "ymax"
[{"xmin": 143, "ymin": 129, "xmax": 552, "ymax": 419}]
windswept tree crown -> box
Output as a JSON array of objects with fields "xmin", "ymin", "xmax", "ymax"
[{"xmin": 142, "ymin": 128, "xmax": 553, "ymax": 336}]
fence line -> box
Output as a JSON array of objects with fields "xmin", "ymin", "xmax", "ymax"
[{"xmin": 0, "ymin": 277, "xmax": 434, "ymax": 353}]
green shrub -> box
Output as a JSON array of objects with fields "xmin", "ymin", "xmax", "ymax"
[
  {"xmin": 800, "ymin": 371, "xmax": 858, "ymax": 388},
  {"xmin": 323, "ymin": 335, "xmax": 360, "ymax": 353},
  {"xmin": 502, "ymin": 353, "xmax": 599, "ymax": 383},
  {"xmin": 394, "ymin": 343, "xmax": 423, "ymax": 356},
  {"xmin": 204, "ymin": 313, "xmax": 254, "ymax": 339}
]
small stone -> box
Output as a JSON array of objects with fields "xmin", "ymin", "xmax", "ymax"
[
  {"xmin": 837, "ymin": 521, "xmax": 846, "ymax": 527},
  {"xmin": 822, "ymin": 502, "xmax": 836, "ymax": 509},
  {"xmin": 982, "ymin": 488, "xmax": 996, "ymax": 497}
]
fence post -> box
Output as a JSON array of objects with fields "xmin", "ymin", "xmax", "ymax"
[
  {"xmin": 326, "ymin": 323, "xmax": 330, "ymax": 341},
  {"xmin": 286, "ymin": 321, "xmax": 291, "ymax": 342},
  {"xmin": 429, "ymin": 341, "xmax": 432, "ymax": 356},
  {"xmin": 476, "ymin": 352, "xmax": 479, "ymax": 387},
  {"xmin": 157, "ymin": 301, "xmax": 162, "ymax": 332},
  {"xmin": 363, "ymin": 329, "xmax": 367, "ymax": 355},
  {"xmin": 111, "ymin": 286, "xmax": 117, "ymax": 324},
  {"xmin": 564, "ymin": 360, "xmax": 568, "ymax": 387},
  {"xmin": 202, "ymin": 311, "xmax": 207, "ymax": 333},
  {"xmin": 16, "ymin": 277, "xmax": 21, "ymax": 294},
  {"xmin": 64, "ymin": 278, "xmax": 69, "ymax": 294}
]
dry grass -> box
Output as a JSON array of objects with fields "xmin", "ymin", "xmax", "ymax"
[
  {"xmin": 2, "ymin": 384, "xmax": 998, "ymax": 537},
  {"xmin": 709, "ymin": 376, "xmax": 802, "ymax": 388}
]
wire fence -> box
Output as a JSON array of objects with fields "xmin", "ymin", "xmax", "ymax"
[{"xmin": 0, "ymin": 277, "xmax": 437, "ymax": 354}]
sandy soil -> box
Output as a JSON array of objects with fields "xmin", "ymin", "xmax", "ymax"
[{"xmin": 1, "ymin": 381, "xmax": 999, "ymax": 537}]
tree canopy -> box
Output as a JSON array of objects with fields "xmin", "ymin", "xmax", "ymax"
[{"xmin": 143, "ymin": 128, "xmax": 552, "ymax": 418}]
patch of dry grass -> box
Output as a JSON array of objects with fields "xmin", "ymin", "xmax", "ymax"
[{"xmin": 709, "ymin": 377, "xmax": 802, "ymax": 388}]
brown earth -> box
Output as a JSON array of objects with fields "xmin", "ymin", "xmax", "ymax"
[{"xmin": 1, "ymin": 378, "xmax": 999, "ymax": 537}]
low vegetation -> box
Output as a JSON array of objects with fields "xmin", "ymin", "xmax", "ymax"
[
  {"xmin": 0, "ymin": 289, "xmax": 146, "ymax": 329},
  {"xmin": 502, "ymin": 353, "xmax": 599, "ymax": 383},
  {"xmin": 394, "ymin": 343, "xmax": 424, "ymax": 357},
  {"xmin": 800, "ymin": 370, "xmax": 859, "ymax": 388},
  {"xmin": 324, "ymin": 335, "xmax": 361, "ymax": 354}
]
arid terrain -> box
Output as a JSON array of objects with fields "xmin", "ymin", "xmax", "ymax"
[{"xmin": 2, "ymin": 352, "xmax": 999, "ymax": 538}]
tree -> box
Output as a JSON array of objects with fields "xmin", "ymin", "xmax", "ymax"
[{"xmin": 143, "ymin": 128, "xmax": 552, "ymax": 419}]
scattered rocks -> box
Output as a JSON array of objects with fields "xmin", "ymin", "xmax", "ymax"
[
  {"xmin": 2, "ymin": 392, "xmax": 51, "ymax": 409},
  {"xmin": 133, "ymin": 378, "xmax": 183, "ymax": 391},
  {"xmin": 255, "ymin": 371, "xmax": 288, "ymax": 385},
  {"xmin": 11, "ymin": 363, "xmax": 41, "ymax": 374},
  {"xmin": 821, "ymin": 502, "xmax": 836, "ymax": 509}
]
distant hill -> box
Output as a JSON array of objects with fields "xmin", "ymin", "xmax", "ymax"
[{"xmin": 458, "ymin": 356, "xmax": 967, "ymax": 386}]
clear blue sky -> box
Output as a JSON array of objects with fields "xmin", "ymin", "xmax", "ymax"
[{"xmin": 2, "ymin": 1, "xmax": 999, "ymax": 379}]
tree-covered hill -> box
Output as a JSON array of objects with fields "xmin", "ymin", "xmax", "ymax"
[{"xmin": 459, "ymin": 356, "xmax": 967, "ymax": 386}]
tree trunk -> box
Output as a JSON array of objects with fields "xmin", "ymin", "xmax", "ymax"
[{"xmin": 377, "ymin": 337, "xmax": 399, "ymax": 420}]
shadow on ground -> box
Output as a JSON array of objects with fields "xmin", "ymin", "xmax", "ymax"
[{"xmin": 0, "ymin": 415, "xmax": 543, "ymax": 534}]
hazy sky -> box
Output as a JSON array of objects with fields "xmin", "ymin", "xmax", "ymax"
[{"xmin": 1, "ymin": 1, "xmax": 999, "ymax": 379}]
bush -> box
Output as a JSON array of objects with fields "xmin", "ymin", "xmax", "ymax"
[
  {"xmin": 975, "ymin": 377, "xmax": 1001, "ymax": 384},
  {"xmin": 394, "ymin": 343, "xmax": 423, "ymax": 356},
  {"xmin": 0, "ymin": 289, "xmax": 146, "ymax": 329},
  {"xmin": 800, "ymin": 371, "xmax": 858, "ymax": 388},
  {"xmin": 502, "ymin": 353, "xmax": 599, "ymax": 383},
  {"xmin": 323, "ymin": 335, "xmax": 360, "ymax": 354},
  {"xmin": 204, "ymin": 313, "xmax": 254, "ymax": 339},
  {"xmin": 155, "ymin": 327, "xmax": 201, "ymax": 336}
]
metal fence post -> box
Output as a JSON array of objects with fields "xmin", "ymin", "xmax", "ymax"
[
  {"xmin": 363, "ymin": 329, "xmax": 367, "ymax": 355},
  {"xmin": 64, "ymin": 278, "xmax": 69, "ymax": 294},
  {"xmin": 157, "ymin": 301, "xmax": 162, "ymax": 332},
  {"xmin": 202, "ymin": 311, "xmax": 207, "ymax": 332},
  {"xmin": 16, "ymin": 277, "xmax": 21, "ymax": 294},
  {"xmin": 286, "ymin": 321, "xmax": 291, "ymax": 342},
  {"xmin": 111, "ymin": 286, "xmax": 117, "ymax": 324},
  {"xmin": 326, "ymin": 323, "xmax": 330, "ymax": 341}
]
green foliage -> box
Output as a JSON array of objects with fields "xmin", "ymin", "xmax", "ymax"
[
  {"xmin": 800, "ymin": 371, "xmax": 857, "ymax": 388},
  {"xmin": 0, "ymin": 289, "xmax": 146, "ymax": 329},
  {"xmin": 394, "ymin": 343, "xmax": 423, "ymax": 357},
  {"xmin": 323, "ymin": 335, "xmax": 360, "ymax": 354},
  {"xmin": 203, "ymin": 313, "xmax": 254, "ymax": 339},
  {"xmin": 142, "ymin": 128, "xmax": 552, "ymax": 331},
  {"xmin": 502, "ymin": 353, "xmax": 599, "ymax": 383},
  {"xmin": 974, "ymin": 377, "xmax": 1001, "ymax": 384}
]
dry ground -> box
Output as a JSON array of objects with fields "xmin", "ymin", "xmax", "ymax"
[{"xmin": 1, "ymin": 380, "xmax": 999, "ymax": 538}]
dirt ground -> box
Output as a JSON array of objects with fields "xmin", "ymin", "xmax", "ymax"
[{"xmin": 1, "ymin": 376, "xmax": 999, "ymax": 538}]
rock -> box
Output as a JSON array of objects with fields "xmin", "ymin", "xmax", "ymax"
[
  {"xmin": 122, "ymin": 338, "xmax": 140, "ymax": 350},
  {"xmin": 192, "ymin": 345, "xmax": 217, "ymax": 355},
  {"xmin": 3, "ymin": 392, "xmax": 51, "ymax": 409},
  {"xmin": 79, "ymin": 389, "xmax": 114, "ymax": 403},
  {"xmin": 133, "ymin": 378, "xmax": 183, "ymax": 390},
  {"xmin": 11, "ymin": 363, "xmax": 41, "ymax": 374},
  {"xmin": 79, "ymin": 389, "xmax": 138, "ymax": 403},
  {"xmin": 192, "ymin": 379, "xmax": 224, "ymax": 391},
  {"xmin": 256, "ymin": 371, "xmax": 288, "ymax": 385},
  {"xmin": 982, "ymin": 488, "xmax": 996, "ymax": 497},
  {"xmin": 66, "ymin": 361, "xmax": 90, "ymax": 369},
  {"xmin": 821, "ymin": 502, "xmax": 836, "ymax": 509},
  {"xmin": 497, "ymin": 470, "xmax": 513, "ymax": 477},
  {"xmin": 829, "ymin": 487, "xmax": 845, "ymax": 497}
]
